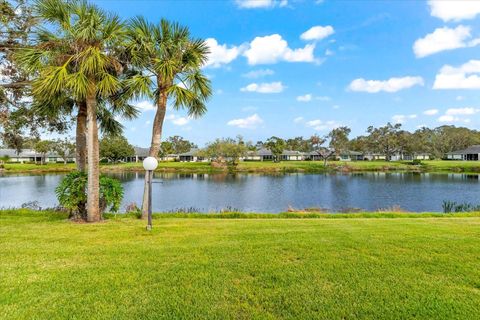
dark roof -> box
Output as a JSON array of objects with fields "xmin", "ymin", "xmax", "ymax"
[
  {"xmin": 178, "ymin": 149, "xmax": 199, "ymax": 156},
  {"xmin": 0, "ymin": 148, "xmax": 67, "ymax": 158},
  {"xmin": 253, "ymin": 148, "xmax": 305, "ymax": 156},
  {"xmin": 447, "ymin": 145, "xmax": 480, "ymax": 155},
  {"xmin": 133, "ymin": 146, "xmax": 150, "ymax": 157}
]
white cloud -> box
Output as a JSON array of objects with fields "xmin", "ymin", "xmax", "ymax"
[
  {"xmin": 204, "ymin": 38, "xmax": 242, "ymax": 68},
  {"xmin": 293, "ymin": 116, "xmax": 304, "ymax": 123},
  {"xmin": 227, "ymin": 113, "xmax": 264, "ymax": 129},
  {"xmin": 437, "ymin": 107, "xmax": 479, "ymax": 122},
  {"xmin": 423, "ymin": 109, "xmax": 439, "ymax": 116},
  {"xmin": 413, "ymin": 26, "xmax": 480, "ymax": 58},
  {"xmin": 300, "ymin": 25, "xmax": 335, "ymax": 41},
  {"xmin": 392, "ymin": 114, "xmax": 417, "ymax": 124},
  {"xmin": 296, "ymin": 94, "xmax": 312, "ymax": 102},
  {"xmin": 240, "ymin": 81, "xmax": 285, "ymax": 93},
  {"xmin": 445, "ymin": 107, "xmax": 479, "ymax": 115},
  {"xmin": 305, "ymin": 119, "xmax": 341, "ymax": 131},
  {"xmin": 166, "ymin": 114, "xmax": 190, "ymax": 126},
  {"xmin": 235, "ymin": 0, "xmax": 287, "ymax": 9},
  {"xmin": 242, "ymin": 69, "xmax": 275, "ymax": 78},
  {"xmin": 243, "ymin": 34, "xmax": 316, "ymax": 65},
  {"xmin": 348, "ymin": 76, "xmax": 424, "ymax": 93},
  {"xmin": 428, "ymin": 0, "xmax": 480, "ymax": 22},
  {"xmin": 135, "ymin": 100, "xmax": 156, "ymax": 112},
  {"xmin": 433, "ymin": 60, "xmax": 480, "ymax": 89}
]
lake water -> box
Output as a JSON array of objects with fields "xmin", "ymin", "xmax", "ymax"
[{"xmin": 0, "ymin": 172, "xmax": 479, "ymax": 212}]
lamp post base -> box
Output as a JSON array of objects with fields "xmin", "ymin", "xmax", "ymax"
[{"xmin": 146, "ymin": 225, "xmax": 152, "ymax": 231}]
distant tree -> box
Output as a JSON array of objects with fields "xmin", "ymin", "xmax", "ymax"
[
  {"xmin": 166, "ymin": 136, "xmax": 197, "ymax": 154},
  {"xmin": 328, "ymin": 126, "xmax": 351, "ymax": 157},
  {"xmin": 199, "ymin": 137, "xmax": 248, "ymax": 169},
  {"xmin": 309, "ymin": 134, "xmax": 325, "ymax": 150},
  {"xmin": 52, "ymin": 138, "xmax": 75, "ymax": 164},
  {"xmin": 0, "ymin": 155, "xmax": 10, "ymax": 164},
  {"xmin": 33, "ymin": 139, "xmax": 53, "ymax": 165},
  {"xmin": 285, "ymin": 136, "xmax": 311, "ymax": 152},
  {"xmin": 367, "ymin": 123, "xmax": 402, "ymax": 161},
  {"xmin": 100, "ymin": 135, "xmax": 135, "ymax": 163},
  {"xmin": 158, "ymin": 141, "xmax": 175, "ymax": 157},
  {"xmin": 265, "ymin": 136, "xmax": 286, "ymax": 162}
]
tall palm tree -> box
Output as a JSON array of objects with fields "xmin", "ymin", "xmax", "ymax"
[
  {"xmin": 17, "ymin": 0, "xmax": 127, "ymax": 221},
  {"xmin": 125, "ymin": 17, "xmax": 212, "ymax": 218}
]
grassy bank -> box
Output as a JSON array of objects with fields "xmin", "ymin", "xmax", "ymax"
[
  {"xmin": 2, "ymin": 160, "xmax": 480, "ymax": 174},
  {"xmin": 1, "ymin": 210, "xmax": 479, "ymax": 319}
]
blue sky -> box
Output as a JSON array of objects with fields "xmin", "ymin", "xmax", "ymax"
[{"xmin": 92, "ymin": 0, "xmax": 480, "ymax": 147}]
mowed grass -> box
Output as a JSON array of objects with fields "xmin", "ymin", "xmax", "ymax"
[
  {"xmin": 3, "ymin": 160, "xmax": 480, "ymax": 174},
  {"xmin": 1, "ymin": 210, "xmax": 480, "ymax": 319}
]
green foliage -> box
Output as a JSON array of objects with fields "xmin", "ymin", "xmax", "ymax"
[
  {"xmin": 159, "ymin": 136, "xmax": 197, "ymax": 156},
  {"xmin": 199, "ymin": 137, "xmax": 248, "ymax": 168},
  {"xmin": 265, "ymin": 136, "xmax": 286, "ymax": 162},
  {"xmin": 100, "ymin": 134, "xmax": 134, "ymax": 162},
  {"xmin": 55, "ymin": 171, "xmax": 124, "ymax": 219}
]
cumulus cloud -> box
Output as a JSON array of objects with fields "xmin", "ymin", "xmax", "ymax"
[
  {"xmin": 428, "ymin": 0, "xmax": 480, "ymax": 22},
  {"xmin": 293, "ymin": 116, "xmax": 304, "ymax": 123},
  {"xmin": 240, "ymin": 81, "xmax": 285, "ymax": 93},
  {"xmin": 437, "ymin": 107, "xmax": 479, "ymax": 122},
  {"xmin": 433, "ymin": 60, "xmax": 480, "ymax": 89},
  {"xmin": 166, "ymin": 114, "xmax": 190, "ymax": 126},
  {"xmin": 204, "ymin": 38, "xmax": 242, "ymax": 68},
  {"xmin": 135, "ymin": 100, "xmax": 156, "ymax": 112},
  {"xmin": 296, "ymin": 94, "xmax": 312, "ymax": 102},
  {"xmin": 243, "ymin": 34, "xmax": 316, "ymax": 65},
  {"xmin": 423, "ymin": 109, "xmax": 439, "ymax": 116},
  {"xmin": 242, "ymin": 69, "xmax": 275, "ymax": 78},
  {"xmin": 392, "ymin": 114, "xmax": 417, "ymax": 124},
  {"xmin": 305, "ymin": 119, "xmax": 341, "ymax": 131},
  {"xmin": 300, "ymin": 25, "xmax": 335, "ymax": 41},
  {"xmin": 227, "ymin": 113, "xmax": 264, "ymax": 129},
  {"xmin": 413, "ymin": 26, "xmax": 480, "ymax": 58},
  {"xmin": 235, "ymin": 0, "xmax": 287, "ymax": 9},
  {"xmin": 348, "ymin": 76, "xmax": 424, "ymax": 93}
]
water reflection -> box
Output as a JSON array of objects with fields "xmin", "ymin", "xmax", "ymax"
[{"xmin": 0, "ymin": 172, "xmax": 478, "ymax": 212}]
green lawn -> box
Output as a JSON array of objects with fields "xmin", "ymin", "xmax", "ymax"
[
  {"xmin": 2, "ymin": 160, "xmax": 480, "ymax": 174},
  {"xmin": 1, "ymin": 210, "xmax": 479, "ymax": 319}
]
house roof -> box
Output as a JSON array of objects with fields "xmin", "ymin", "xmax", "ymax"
[
  {"xmin": 0, "ymin": 148, "xmax": 66, "ymax": 158},
  {"xmin": 253, "ymin": 148, "xmax": 305, "ymax": 156},
  {"xmin": 178, "ymin": 149, "xmax": 199, "ymax": 156},
  {"xmin": 447, "ymin": 145, "xmax": 480, "ymax": 155},
  {"xmin": 133, "ymin": 146, "xmax": 150, "ymax": 157}
]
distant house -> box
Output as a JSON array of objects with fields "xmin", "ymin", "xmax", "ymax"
[
  {"xmin": 337, "ymin": 151, "xmax": 364, "ymax": 161},
  {"xmin": 446, "ymin": 145, "xmax": 480, "ymax": 161},
  {"xmin": 0, "ymin": 148, "xmax": 75, "ymax": 163},
  {"xmin": 125, "ymin": 146, "xmax": 149, "ymax": 163},
  {"xmin": 178, "ymin": 149, "xmax": 205, "ymax": 162},
  {"xmin": 248, "ymin": 148, "xmax": 305, "ymax": 161}
]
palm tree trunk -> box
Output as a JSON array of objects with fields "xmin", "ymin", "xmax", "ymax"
[
  {"xmin": 141, "ymin": 93, "xmax": 167, "ymax": 219},
  {"xmin": 76, "ymin": 101, "xmax": 87, "ymax": 172},
  {"xmin": 86, "ymin": 93, "xmax": 100, "ymax": 222}
]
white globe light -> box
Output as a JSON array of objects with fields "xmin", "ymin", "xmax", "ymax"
[{"xmin": 143, "ymin": 157, "xmax": 158, "ymax": 171}]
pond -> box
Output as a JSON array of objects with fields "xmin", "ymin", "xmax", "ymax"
[{"xmin": 0, "ymin": 172, "xmax": 479, "ymax": 212}]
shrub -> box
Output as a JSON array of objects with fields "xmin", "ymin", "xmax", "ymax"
[
  {"xmin": 412, "ymin": 159, "xmax": 422, "ymax": 165},
  {"xmin": 125, "ymin": 202, "xmax": 142, "ymax": 219},
  {"xmin": 55, "ymin": 171, "xmax": 124, "ymax": 220}
]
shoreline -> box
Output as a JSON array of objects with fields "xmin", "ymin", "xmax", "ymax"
[{"xmin": 1, "ymin": 160, "xmax": 480, "ymax": 175}]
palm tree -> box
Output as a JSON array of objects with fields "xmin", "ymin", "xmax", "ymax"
[
  {"xmin": 17, "ymin": 0, "xmax": 127, "ymax": 221},
  {"xmin": 125, "ymin": 17, "xmax": 212, "ymax": 218}
]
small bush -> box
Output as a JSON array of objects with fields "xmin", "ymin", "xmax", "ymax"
[
  {"xmin": 55, "ymin": 171, "xmax": 124, "ymax": 220},
  {"xmin": 411, "ymin": 159, "xmax": 422, "ymax": 165},
  {"xmin": 125, "ymin": 202, "xmax": 142, "ymax": 219}
]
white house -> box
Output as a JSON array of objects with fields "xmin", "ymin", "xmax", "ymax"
[
  {"xmin": 0, "ymin": 148, "xmax": 75, "ymax": 163},
  {"xmin": 446, "ymin": 145, "xmax": 480, "ymax": 161}
]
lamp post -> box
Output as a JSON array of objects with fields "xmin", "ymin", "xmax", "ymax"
[{"xmin": 142, "ymin": 156, "xmax": 158, "ymax": 231}]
